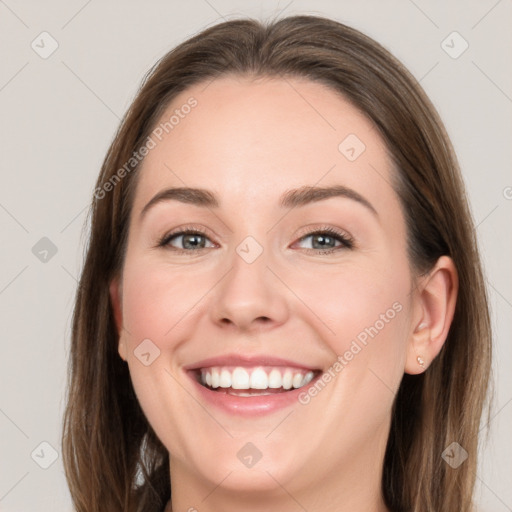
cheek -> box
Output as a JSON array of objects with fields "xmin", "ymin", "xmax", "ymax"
[
  {"xmin": 282, "ymin": 254, "xmax": 412, "ymax": 409},
  {"xmin": 286, "ymin": 259, "xmax": 410, "ymax": 349},
  {"xmin": 119, "ymin": 260, "xmax": 214, "ymax": 460},
  {"xmin": 287, "ymin": 260, "xmax": 411, "ymax": 446},
  {"xmin": 121, "ymin": 258, "xmax": 205, "ymax": 344}
]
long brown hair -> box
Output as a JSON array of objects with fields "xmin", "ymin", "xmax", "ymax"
[{"xmin": 62, "ymin": 15, "xmax": 492, "ymax": 512}]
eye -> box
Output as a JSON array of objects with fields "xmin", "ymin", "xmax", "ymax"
[
  {"xmin": 294, "ymin": 226, "xmax": 354, "ymax": 255},
  {"xmin": 157, "ymin": 226, "xmax": 216, "ymax": 252}
]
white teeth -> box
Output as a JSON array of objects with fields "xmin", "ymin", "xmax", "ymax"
[
  {"xmin": 282, "ymin": 370, "xmax": 293, "ymax": 390},
  {"xmin": 219, "ymin": 369, "xmax": 232, "ymax": 388},
  {"xmin": 211, "ymin": 368, "xmax": 220, "ymax": 388},
  {"xmin": 232, "ymin": 367, "xmax": 250, "ymax": 389},
  {"xmin": 303, "ymin": 371, "xmax": 314, "ymax": 385},
  {"xmin": 268, "ymin": 369, "xmax": 282, "ymax": 388},
  {"xmin": 292, "ymin": 373, "xmax": 303, "ymax": 388},
  {"xmin": 250, "ymin": 368, "xmax": 268, "ymax": 389},
  {"xmin": 199, "ymin": 366, "xmax": 316, "ymax": 391}
]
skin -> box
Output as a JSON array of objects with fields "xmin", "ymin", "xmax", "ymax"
[{"xmin": 110, "ymin": 76, "xmax": 458, "ymax": 512}]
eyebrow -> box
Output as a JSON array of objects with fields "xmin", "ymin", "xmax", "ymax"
[{"xmin": 140, "ymin": 184, "xmax": 378, "ymax": 219}]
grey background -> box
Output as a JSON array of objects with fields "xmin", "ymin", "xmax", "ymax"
[{"xmin": 0, "ymin": 1, "xmax": 510, "ymax": 510}]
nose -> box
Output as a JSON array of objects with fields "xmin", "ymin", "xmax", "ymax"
[{"xmin": 209, "ymin": 243, "xmax": 289, "ymax": 333}]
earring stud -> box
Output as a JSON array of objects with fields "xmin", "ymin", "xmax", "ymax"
[{"xmin": 417, "ymin": 355, "xmax": 425, "ymax": 368}]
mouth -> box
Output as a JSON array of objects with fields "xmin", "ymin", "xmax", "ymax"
[
  {"xmin": 192, "ymin": 366, "xmax": 320, "ymax": 396},
  {"xmin": 184, "ymin": 355, "xmax": 322, "ymax": 415}
]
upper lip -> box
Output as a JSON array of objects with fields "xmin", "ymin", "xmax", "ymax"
[{"xmin": 184, "ymin": 353, "xmax": 320, "ymax": 371}]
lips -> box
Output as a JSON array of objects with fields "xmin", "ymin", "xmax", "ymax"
[{"xmin": 184, "ymin": 354, "xmax": 322, "ymax": 415}]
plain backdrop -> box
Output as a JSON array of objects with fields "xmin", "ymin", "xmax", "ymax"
[{"xmin": 0, "ymin": 1, "xmax": 511, "ymax": 510}]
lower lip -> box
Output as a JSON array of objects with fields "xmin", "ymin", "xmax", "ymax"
[{"xmin": 187, "ymin": 371, "xmax": 320, "ymax": 416}]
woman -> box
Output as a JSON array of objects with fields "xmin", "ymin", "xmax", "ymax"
[{"xmin": 62, "ymin": 15, "xmax": 492, "ymax": 512}]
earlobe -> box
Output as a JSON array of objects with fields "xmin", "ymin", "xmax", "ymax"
[
  {"xmin": 109, "ymin": 277, "xmax": 127, "ymax": 361},
  {"xmin": 405, "ymin": 256, "xmax": 458, "ymax": 375}
]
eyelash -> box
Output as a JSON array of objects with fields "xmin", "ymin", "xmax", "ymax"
[
  {"xmin": 157, "ymin": 225, "xmax": 215, "ymax": 254},
  {"xmin": 294, "ymin": 226, "xmax": 354, "ymax": 254},
  {"xmin": 157, "ymin": 224, "xmax": 354, "ymax": 255}
]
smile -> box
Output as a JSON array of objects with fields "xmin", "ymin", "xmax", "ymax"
[
  {"xmin": 185, "ymin": 355, "xmax": 322, "ymax": 415},
  {"xmin": 195, "ymin": 366, "xmax": 317, "ymax": 396}
]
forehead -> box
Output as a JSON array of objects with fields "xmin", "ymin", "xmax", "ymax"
[{"xmin": 132, "ymin": 75, "xmax": 397, "ymax": 216}]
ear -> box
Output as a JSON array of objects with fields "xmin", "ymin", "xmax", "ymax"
[
  {"xmin": 109, "ymin": 276, "xmax": 127, "ymax": 362},
  {"xmin": 405, "ymin": 255, "xmax": 458, "ymax": 375}
]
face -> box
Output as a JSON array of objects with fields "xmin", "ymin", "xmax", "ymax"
[{"xmin": 112, "ymin": 76, "xmax": 418, "ymax": 501}]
